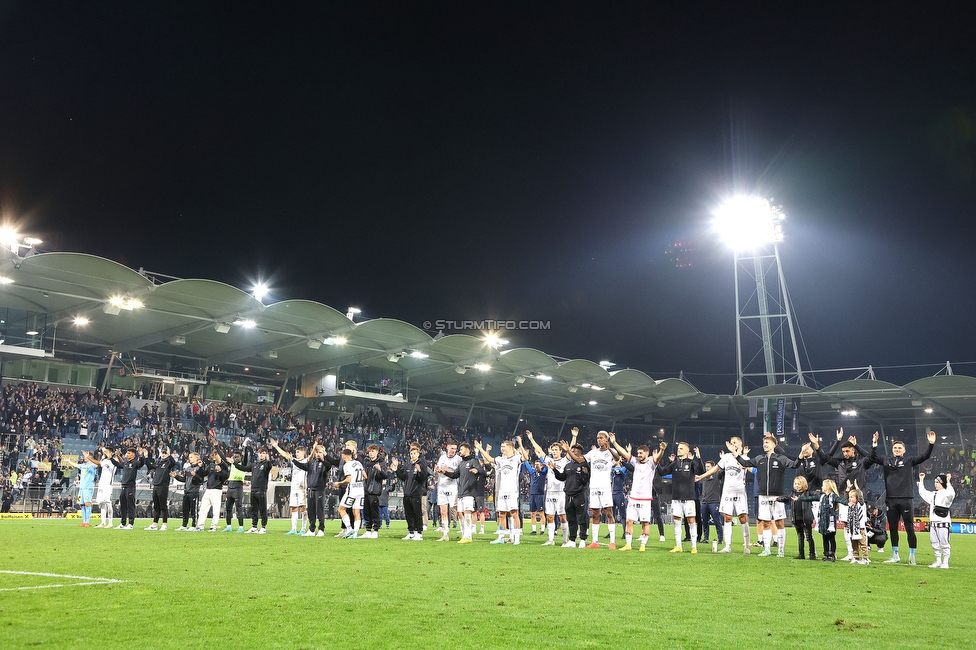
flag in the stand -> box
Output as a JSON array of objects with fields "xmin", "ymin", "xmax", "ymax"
[{"xmin": 791, "ymin": 397, "xmax": 801, "ymax": 436}]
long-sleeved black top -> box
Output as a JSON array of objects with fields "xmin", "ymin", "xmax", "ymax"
[
  {"xmin": 870, "ymin": 441, "xmax": 933, "ymax": 499},
  {"xmin": 244, "ymin": 455, "xmax": 274, "ymax": 493},
  {"xmin": 200, "ymin": 461, "xmax": 230, "ymax": 490},
  {"xmin": 146, "ymin": 455, "xmax": 179, "ymax": 488},
  {"xmin": 174, "ymin": 463, "xmax": 205, "ymax": 496},
  {"xmin": 110, "ymin": 455, "xmax": 145, "ymax": 486},
  {"xmin": 396, "ymin": 458, "xmax": 430, "ymax": 497},
  {"xmin": 658, "ymin": 456, "xmax": 705, "ymax": 501},
  {"xmin": 552, "ymin": 459, "xmax": 589, "ymax": 497},
  {"xmin": 443, "ymin": 456, "xmax": 482, "ymax": 498},
  {"xmin": 818, "ymin": 441, "xmax": 871, "ymax": 491},
  {"xmin": 795, "ymin": 454, "xmax": 823, "ymax": 490},
  {"xmin": 737, "ymin": 451, "xmax": 798, "ymax": 496},
  {"xmin": 777, "ymin": 489, "xmax": 814, "ymax": 524},
  {"xmin": 293, "ymin": 456, "xmax": 332, "ymax": 490},
  {"xmin": 363, "ymin": 458, "xmax": 389, "ymax": 496}
]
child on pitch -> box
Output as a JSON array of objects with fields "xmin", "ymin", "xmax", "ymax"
[
  {"xmin": 779, "ymin": 475, "xmax": 817, "ymax": 560},
  {"xmin": 846, "ymin": 488, "xmax": 869, "ymax": 564},
  {"xmin": 917, "ymin": 472, "xmax": 954, "ymax": 569},
  {"xmin": 804, "ymin": 479, "xmax": 843, "ymax": 562}
]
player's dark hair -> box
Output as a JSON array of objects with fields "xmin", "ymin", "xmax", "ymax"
[
  {"xmin": 366, "ymin": 444, "xmax": 379, "ymax": 452},
  {"xmin": 571, "ymin": 444, "xmax": 584, "ymax": 453},
  {"xmin": 637, "ymin": 445, "xmax": 650, "ymax": 454},
  {"xmin": 445, "ymin": 439, "xmax": 458, "ymax": 447},
  {"xmin": 459, "ymin": 442, "xmax": 471, "ymax": 453},
  {"xmin": 341, "ymin": 448, "xmax": 353, "ymax": 458},
  {"xmin": 892, "ymin": 440, "xmax": 905, "ymax": 447}
]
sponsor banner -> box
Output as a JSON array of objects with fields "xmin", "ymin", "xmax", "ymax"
[
  {"xmin": 65, "ymin": 513, "xmax": 101, "ymax": 520},
  {"xmin": 0, "ymin": 513, "xmax": 33, "ymax": 519},
  {"xmin": 952, "ymin": 522, "xmax": 976, "ymax": 534},
  {"xmin": 775, "ymin": 398, "xmax": 785, "ymax": 437}
]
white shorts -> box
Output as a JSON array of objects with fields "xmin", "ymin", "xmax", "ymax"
[
  {"xmin": 496, "ymin": 491, "xmax": 518, "ymax": 512},
  {"xmin": 671, "ymin": 499, "xmax": 696, "ymax": 519},
  {"xmin": 289, "ymin": 490, "xmax": 307, "ymax": 507},
  {"xmin": 757, "ymin": 495, "xmax": 786, "ymax": 521},
  {"xmin": 96, "ymin": 486, "xmax": 113, "ymax": 503},
  {"xmin": 459, "ymin": 496, "xmax": 475, "ymax": 513},
  {"xmin": 719, "ymin": 491, "xmax": 748, "ymax": 517},
  {"xmin": 588, "ymin": 488, "xmax": 613, "ymax": 510},
  {"xmin": 544, "ymin": 492, "xmax": 566, "ymax": 516},
  {"xmin": 342, "ymin": 493, "xmax": 364, "ymax": 510},
  {"xmin": 626, "ymin": 498, "xmax": 652, "ymax": 523},
  {"xmin": 437, "ymin": 486, "xmax": 457, "ymax": 507}
]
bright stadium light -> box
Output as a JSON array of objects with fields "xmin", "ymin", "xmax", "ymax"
[
  {"xmin": 235, "ymin": 319, "xmax": 257, "ymax": 329},
  {"xmin": 73, "ymin": 316, "xmax": 89, "ymax": 326},
  {"xmin": 713, "ymin": 196, "xmax": 784, "ymax": 251},
  {"xmin": 473, "ymin": 363, "xmax": 491, "ymax": 372},
  {"xmin": 252, "ymin": 282, "xmax": 269, "ymax": 302}
]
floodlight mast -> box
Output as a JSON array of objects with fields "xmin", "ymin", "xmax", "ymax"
[{"xmin": 714, "ymin": 197, "xmax": 806, "ymax": 395}]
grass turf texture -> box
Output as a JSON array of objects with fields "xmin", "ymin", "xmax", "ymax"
[{"xmin": 1, "ymin": 520, "xmax": 973, "ymax": 649}]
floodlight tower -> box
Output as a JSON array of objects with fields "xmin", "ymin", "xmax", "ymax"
[{"xmin": 714, "ymin": 197, "xmax": 806, "ymax": 395}]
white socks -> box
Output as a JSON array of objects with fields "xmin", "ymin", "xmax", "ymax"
[
  {"xmin": 723, "ymin": 522, "xmax": 733, "ymax": 548},
  {"xmin": 547, "ymin": 522, "xmax": 555, "ymax": 542},
  {"xmin": 674, "ymin": 521, "xmax": 683, "ymax": 547},
  {"xmin": 341, "ymin": 514, "xmax": 351, "ymax": 529},
  {"xmin": 609, "ymin": 526, "xmax": 616, "ymax": 545},
  {"xmin": 763, "ymin": 529, "xmax": 772, "ymax": 552},
  {"xmin": 291, "ymin": 511, "xmax": 299, "ymax": 531},
  {"xmin": 561, "ymin": 522, "xmax": 569, "ymax": 543},
  {"xmin": 591, "ymin": 523, "xmax": 601, "ymax": 541},
  {"xmin": 689, "ymin": 523, "xmax": 697, "ymax": 549},
  {"xmin": 742, "ymin": 523, "xmax": 751, "ymax": 549},
  {"xmin": 625, "ymin": 533, "xmax": 632, "ymax": 546}
]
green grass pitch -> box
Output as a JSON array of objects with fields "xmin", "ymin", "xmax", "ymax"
[{"xmin": 1, "ymin": 519, "xmax": 973, "ymax": 649}]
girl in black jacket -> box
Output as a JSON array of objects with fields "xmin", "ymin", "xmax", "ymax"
[{"xmin": 778, "ymin": 476, "xmax": 817, "ymax": 560}]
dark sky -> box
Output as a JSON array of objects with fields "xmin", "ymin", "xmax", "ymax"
[{"xmin": 2, "ymin": 2, "xmax": 975, "ymax": 393}]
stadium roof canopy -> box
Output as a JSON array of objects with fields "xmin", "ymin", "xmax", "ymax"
[{"xmin": 2, "ymin": 251, "xmax": 976, "ymax": 435}]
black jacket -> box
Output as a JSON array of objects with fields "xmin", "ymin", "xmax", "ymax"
[
  {"xmin": 292, "ymin": 456, "xmax": 331, "ymax": 490},
  {"xmin": 870, "ymin": 442, "xmax": 933, "ymax": 499},
  {"xmin": 737, "ymin": 450, "xmax": 798, "ymax": 496},
  {"xmin": 146, "ymin": 455, "xmax": 179, "ymax": 488},
  {"xmin": 110, "ymin": 455, "xmax": 145, "ymax": 486},
  {"xmin": 819, "ymin": 441, "xmax": 871, "ymax": 491},
  {"xmin": 658, "ymin": 457, "xmax": 705, "ymax": 501},
  {"xmin": 553, "ymin": 460, "xmax": 589, "ymax": 496},
  {"xmin": 777, "ymin": 489, "xmax": 814, "ymax": 524},
  {"xmin": 363, "ymin": 457, "xmax": 389, "ymax": 496},
  {"xmin": 396, "ymin": 457, "xmax": 430, "ymax": 497},
  {"xmin": 444, "ymin": 456, "xmax": 482, "ymax": 498},
  {"xmin": 175, "ymin": 463, "xmax": 206, "ymax": 496},
  {"xmin": 200, "ymin": 461, "xmax": 230, "ymax": 490}
]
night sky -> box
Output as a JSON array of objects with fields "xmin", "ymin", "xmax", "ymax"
[{"xmin": 2, "ymin": 3, "xmax": 975, "ymax": 393}]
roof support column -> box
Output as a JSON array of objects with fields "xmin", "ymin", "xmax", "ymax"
[
  {"xmin": 463, "ymin": 400, "xmax": 475, "ymax": 430},
  {"xmin": 101, "ymin": 351, "xmax": 117, "ymax": 393},
  {"xmin": 511, "ymin": 406, "xmax": 524, "ymax": 437}
]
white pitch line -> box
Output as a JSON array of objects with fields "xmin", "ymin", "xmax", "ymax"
[{"xmin": 0, "ymin": 570, "xmax": 125, "ymax": 592}]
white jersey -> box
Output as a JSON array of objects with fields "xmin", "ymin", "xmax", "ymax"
[
  {"xmin": 436, "ymin": 453, "xmax": 462, "ymax": 490},
  {"xmin": 718, "ymin": 453, "xmax": 747, "ymax": 494},
  {"xmin": 494, "ymin": 455, "xmax": 521, "ymax": 494},
  {"xmin": 584, "ymin": 448, "xmax": 615, "ymax": 492},
  {"xmin": 543, "ymin": 455, "xmax": 568, "ymax": 493},
  {"xmin": 98, "ymin": 459, "xmax": 115, "ymax": 491},
  {"xmin": 343, "ymin": 460, "xmax": 365, "ymax": 497},
  {"xmin": 628, "ymin": 456, "xmax": 657, "ymax": 500},
  {"xmin": 919, "ymin": 484, "xmax": 955, "ymax": 524},
  {"xmin": 290, "ymin": 459, "xmax": 307, "ymax": 492}
]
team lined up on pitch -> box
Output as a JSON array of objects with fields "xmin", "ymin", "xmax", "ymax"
[{"xmin": 68, "ymin": 426, "xmax": 955, "ymax": 568}]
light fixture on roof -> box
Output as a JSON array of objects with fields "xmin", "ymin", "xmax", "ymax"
[
  {"xmin": 657, "ymin": 401, "xmax": 666, "ymax": 408},
  {"xmin": 841, "ymin": 409, "xmax": 858, "ymax": 417},
  {"xmin": 387, "ymin": 353, "xmax": 403, "ymax": 363},
  {"xmin": 73, "ymin": 316, "xmax": 89, "ymax": 326},
  {"xmin": 590, "ymin": 384, "xmax": 605, "ymax": 391},
  {"xmin": 306, "ymin": 338, "xmax": 322, "ymax": 349},
  {"xmin": 599, "ymin": 360, "xmax": 615, "ymax": 369},
  {"xmin": 515, "ymin": 375, "xmax": 526, "ymax": 384},
  {"xmin": 169, "ymin": 336, "xmax": 186, "ymax": 345},
  {"xmin": 473, "ymin": 363, "xmax": 491, "ymax": 372},
  {"xmin": 924, "ymin": 407, "xmax": 934, "ymax": 414},
  {"xmin": 409, "ymin": 350, "xmax": 428, "ymax": 359},
  {"xmin": 911, "ymin": 400, "xmax": 923, "ymax": 407},
  {"xmin": 588, "ymin": 400, "xmax": 597, "ymax": 406},
  {"xmin": 0, "ymin": 276, "xmax": 13, "ymax": 284},
  {"xmin": 580, "ymin": 382, "xmax": 591, "ymax": 388},
  {"xmin": 235, "ymin": 319, "xmax": 257, "ymax": 329},
  {"xmin": 701, "ymin": 405, "xmax": 711, "ymax": 412},
  {"xmin": 104, "ymin": 295, "xmax": 142, "ymax": 314},
  {"xmin": 267, "ymin": 350, "xmax": 278, "ymax": 359},
  {"xmin": 23, "ymin": 237, "xmax": 42, "ymax": 246},
  {"xmin": 455, "ymin": 365, "xmax": 467, "ymax": 374},
  {"xmin": 214, "ymin": 322, "xmax": 231, "ymax": 334},
  {"xmin": 346, "ymin": 307, "xmax": 361, "ymax": 321},
  {"xmin": 568, "ymin": 385, "xmax": 579, "ymax": 394},
  {"xmin": 324, "ymin": 336, "xmax": 346, "ymax": 345},
  {"xmin": 484, "ymin": 334, "xmax": 500, "ymax": 347},
  {"xmin": 25, "ymin": 330, "xmax": 38, "ymax": 336},
  {"xmin": 251, "ymin": 282, "xmax": 269, "ymax": 302},
  {"xmin": 534, "ymin": 373, "xmax": 552, "ymax": 381},
  {"xmin": 614, "ymin": 393, "xmax": 625, "ymax": 401}
]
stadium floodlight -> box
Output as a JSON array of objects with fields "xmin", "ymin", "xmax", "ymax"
[
  {"xmin": 924, "ymin": 407, "xmax": 934, "ymax": 414},
  {"xmin": 346, "ymin": 307, "xmax": 361, "ymax": 321},
  {"xmin": 0, "ymin": 276, "xmax": 13, "ymax": 284},
  {"xmin": 534, "ymin": 373, "xmax": 552, "ymax": 381},
  {"xmin": 73, "ymin": 316, "xmax": 89, "ymax": 326},
  {"xmin": 588, "ymin": 400, "xmax": 597, "ymax": 406},
  {"xmin": 840, "ymin": 409, "xmax": 858, "ymax": 417},
  {"xmin": 25, "ymin": 330, "xmax": 38, "ymax": 336},
  {"xmin": 23, "ymin": 237, "xmax": 42, "ymax": 246},
  {"xmin": 713, "ymin": 196, "xmax": 784, "ymax": 250},
  {"xmin": 484, "ymin": 334, "xmax": 500, "ymax": 347},
  {"xmin": 324, "ymin": 336, "xmax": 346, "ymax": 345},
  {"xmin": 235, "ymin": 319, "xmax": 257, "ymax": 329},
  {"xmin": 251, "ymin": 282, "xmax": 269, "ymax": 302},
  {"xmin": 599, "ymin": 360, "xmax": 614, "ymax": 369},
  {"xmin": 473, "ymin": 363, "xmax": 491, "ymax": 372},
  {"xmin": 409, "ymin": 350, "xmax": 428, "ymax": 359}
]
